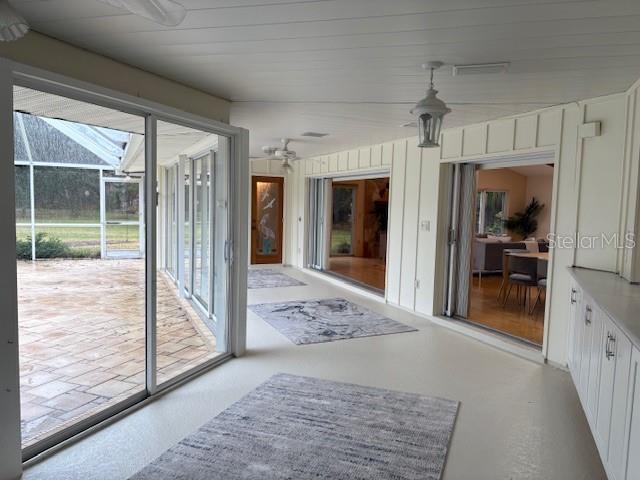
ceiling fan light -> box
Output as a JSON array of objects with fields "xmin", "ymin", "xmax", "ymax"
[{"xmin": 0, "ymin": 1, "xmax": 29, "ymax": 42}]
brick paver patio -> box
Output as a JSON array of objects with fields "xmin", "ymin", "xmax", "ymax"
[{"xmin": 18, "ymin": 259, "xmax": 220, "ymax": 447}]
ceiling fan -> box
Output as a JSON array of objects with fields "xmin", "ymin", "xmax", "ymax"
[
  {"xmin": 0, "ymin": 0, "xmax": 187, "ymax": 42},
  {"xmin": 254, "ymin": 138, "xmax": 299, "ymax": 172}
]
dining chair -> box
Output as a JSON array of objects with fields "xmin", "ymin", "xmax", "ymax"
[
  {"xmin": 496, "ymin": 249, "xmax": 528, "ymax": 302},
  {"xmin": 529, "ymin": 258, "xmax": 548, "ymax": 315},
  {"xmin": 503, "ymin": 255, "xmax": 538, "ymax": 310}
]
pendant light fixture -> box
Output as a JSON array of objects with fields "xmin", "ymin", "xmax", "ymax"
[{"xmin": 410, "ymin": 61, "xmax": 451, "ymax": 148}]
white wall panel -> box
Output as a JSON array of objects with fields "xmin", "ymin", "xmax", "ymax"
[
  {"xmin": 251, "ymin": 158, "xmax": 270, "ymax": 174},
  {"xmin": 399, "ymin": 138, "xmax": 422, "ymax": 309},
  {"xmin": 515, "ymin": 115, "xmax": 538, "ymax": 150},
  {"xmin": 348, "ymin": 149, "xmax": 359, "ymax": 170},
  {"xmin": 487, "ymin": 119, "xmax": 515, "ymax": 153},
  {"xmin": 415, "ymin": 150, "xmax": 445, "ymax": 316},
  {"xmin": 386, "ymin": 139, "xmax": 407, "ymax": 305},
  {"xmin": 441, "ymin": 130, "xmax": 463, "ymax": 159},
  {"xmin": 305, "ymin": 158, "xmax": 313, "ymax": 175},
  {"xmin": 538, "ymin": 110, "xmax": 563, "ymax": 147},
  {"xmin": 462, "ymin": 124, "xmax": 485, "ymax": 157},
  {"xmin": 359, "ymin": 147, "xmax": 371, "ymax": 169},
  {"xmin": 338, "ymin": 151, "xmax": 349, "ymax": 171},
  {"xmin": 320, "ymin": 156, "xmax": 329, "ymax": 174},
  {"xmin": 575, "ymin": 95, "xmax": 626, "ymax": 272},
  {"xmin": 329, "ymin": 153, "xmax": 338, "ymax": 172},
  {"xmin": 382, "ymin": 142, "xmax": 393, "ymax": 166},
  {"xmin": 371, "ymin": 144, "xmax": 382, "ymax": 167}
]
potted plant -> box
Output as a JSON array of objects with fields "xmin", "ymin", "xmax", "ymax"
[{"xmin": 504, "ymin": 198, "xmax": 544, "ymax": 239}]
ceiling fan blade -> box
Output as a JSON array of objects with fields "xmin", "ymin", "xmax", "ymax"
[
  {"xmin": 97, "ymin": 0, "xmax": 186, "ymax": 26},
  {"xmin": 0, "ymin": 0, "xmax": 29, "ymax": 41}
]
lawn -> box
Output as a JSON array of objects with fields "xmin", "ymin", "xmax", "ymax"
[
  {"xmin": 331, "ymin": 227, "xmax": 352, "ymax": 255},
  {"xmin": 16, "ymin": 223, "xmax": 140, "ymax": 258}
]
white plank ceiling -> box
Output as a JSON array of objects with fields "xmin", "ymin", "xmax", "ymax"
[{"xmin": 11, "ymin": 0, "xmax": 640, "ymax": 158}]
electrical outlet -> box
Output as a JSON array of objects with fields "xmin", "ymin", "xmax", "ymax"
[{"xmin": 420, "ymin": 220, "xmax": 430, "ymax": 232}]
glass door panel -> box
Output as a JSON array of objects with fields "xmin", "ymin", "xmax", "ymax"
[
  {"xmin": 193, "ymin": 154, "xmax": 211, "ymax": 309},
  {"xmin": 166, "ymin": 166, "xmax": 177, "ymax": 278},
  {"xmin": 13, "ymin": 86, "xmax": 146, "ymax": 451},
  {"xmin": 155, "ymin": 121, "xmax": 227, "ymax": 386},
  {"xmin": 103, "ymin": 179, "xmax": 143, "ymax": 258},
  {"xmin": 330, "ymin": 185, "xmax": 356, "ymax": 256}
]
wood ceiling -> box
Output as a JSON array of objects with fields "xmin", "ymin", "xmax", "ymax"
[{"xmin": 12, "ymin": 0, "xmax": 640, "ymax": 158}]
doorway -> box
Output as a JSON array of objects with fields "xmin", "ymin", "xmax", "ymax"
[
  {"xmin": 102, "ymin": 177, "xmax": 143, "ymax": 259},
  {"xmin": 251, "ymin": 176, "xmax": 284, "ymax": 264},
  {"xmin": 444, "ymin": 160, "xmax": 555, "ymax": 347},
  {"xmin": 307, "ymin": 175, "xmax": 389, "ymax": 293}
]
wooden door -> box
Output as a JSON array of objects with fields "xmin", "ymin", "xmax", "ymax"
[{"xmin": 251, "ymin": 176, "xmax": 284, "ymax": 264}]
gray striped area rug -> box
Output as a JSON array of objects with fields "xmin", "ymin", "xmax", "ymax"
[
  {"xmin": 130, "ymin": 373, "xmax": 458, "ymax": 480},
  {"xmin": 249, "ymin": 297, "xmax": 417, "ymax": 345}
]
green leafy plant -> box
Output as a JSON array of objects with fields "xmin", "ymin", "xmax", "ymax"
[
  {"xmin": 16, "ymin": 233, "xmax": 99, "ymax": 260},
  {"xmin": 504, "ymin": 197, "xmax": 544, "ymax": 239}
]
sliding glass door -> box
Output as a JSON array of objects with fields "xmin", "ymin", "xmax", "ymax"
[
  {"xmin": 9, "ymin": 79, "xmax": 240, "ymax": 460},
  {"xmin": 155, "ymin": 122, "xmax": 228, "ymax": 387}
]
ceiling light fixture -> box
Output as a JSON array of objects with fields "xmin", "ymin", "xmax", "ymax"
[
  {"xmin": 98, "ymin": 0, "xmax": 186, "ymax": 27},
  {"xmin": 0, "ymin": 0, "xmax": 28, "ymax": 42},
  {"xmin": 410, "ymin": 61, "xmax": 451, "ymax": 148}
]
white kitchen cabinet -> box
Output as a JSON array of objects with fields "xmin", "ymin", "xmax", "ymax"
[
  {"xmin": 608, "ymin": 326, "xmax": 633, "ymax": 480},
  {"xmin": 587, "ymin": 305, "xmax": 605, "ymax": 420},
  {"xmin": 596, "ymin": 314, "xmax": 617, "ymax": 456},
  {"xmin": 567, "ymin": 270, "xmax": 640, "ymax": 480},
  {"xmin": 568, "ymin": 281, "xmax": 582, "ymax": 375},
  {"xmin": 623, "ymin": 347, "xmax": 640, "ymax": 480},
  {"xmin": 579, "ymin": 298, "xmax": 594, "ymax": 399}
]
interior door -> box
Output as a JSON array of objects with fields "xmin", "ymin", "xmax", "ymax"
[
  {"xmin": 102, "ymin": 177, "xmax": 143, "ymax": 258},
  {"xmin": 251, "ymin": 176, "xmax": 284, "ymax": 264}
]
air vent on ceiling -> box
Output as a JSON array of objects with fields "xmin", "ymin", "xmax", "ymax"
[
  {"xmin": 452, "ymin": 62, "xmax": 510, "ymax": 76},
  {"xmin": 301, "ymin": 131, "xmax": 329, "ymax": 138}
]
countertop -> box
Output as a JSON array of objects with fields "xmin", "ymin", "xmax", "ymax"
[{"xmin": 568, "ymin": 267, "xmax": 640, "ymax": 347}]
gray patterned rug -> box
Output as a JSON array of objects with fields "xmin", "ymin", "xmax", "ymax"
[
  {"xmin": 249, "ymin": 297, "xmax": 417, "ymax": 345},
  {"xmin": 248, "ymin": 268, "xmax": 306, "ymax": 289},
  {"xmin": 129, "ymin": 373, "xmax": 459, "ymax": 480}
]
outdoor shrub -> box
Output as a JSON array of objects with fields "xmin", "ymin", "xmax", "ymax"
[{"xmin": 16, "ymin": 233, "xmax": 80, "ymax": 259}]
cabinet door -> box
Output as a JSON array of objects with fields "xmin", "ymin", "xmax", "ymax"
[
  {"xmin": 587, "ymin": 306, "xmax": 605, "ymax": 419},
  {"xmin": 608, "ymin": 327, "xmax": 633, "ymax": 480},
  {"xmin": 597, "ymin": 315, "xmax": 616, "ymax": 454},
  {"xmin": 579, "ymin": 300, "xmax": 595, "ymax": 398},
  {"xmin": 572, "ymin": 290, "xmax": 586, "ymax": 386},
  {"xmin": 568, "ymin": 282, "xmax": 581, "ymax": 373},
  {"xmin": 626, "ymin": 348, "xmax": 640, "ymax": 480}
]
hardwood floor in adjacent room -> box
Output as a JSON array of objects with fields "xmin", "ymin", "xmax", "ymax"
[
  {"xmin": 468, "ymin": 274, "xmax": 545, "ymax": 346},
  {"xmin": 328, "ymin": 256, "xmax": 386, "ymax": 291}
]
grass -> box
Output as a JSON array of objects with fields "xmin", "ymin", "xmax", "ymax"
[
  {"xmin": 331, "ymin": 227, "xmax": 352, "ymax": 255},
  {"xmin": 16, "ymin": 223, "xmax": 140, "ymax": 257}
]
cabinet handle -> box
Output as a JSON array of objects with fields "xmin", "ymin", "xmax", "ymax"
[
  {"xmin": 585, "ymin": 305, "xmax": 592, "ymax": 325},
  {"xmin": 605, "ymin": 333, "xmax": 616, "ymax": 360},
  {"xmin": 570, "ymin": 288, "xmax": 577, "ymax": 304}
]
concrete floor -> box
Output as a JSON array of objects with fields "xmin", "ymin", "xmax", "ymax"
[{"xmin": 23, "ymin": 266, "xmax": 606, "ymax": 480}]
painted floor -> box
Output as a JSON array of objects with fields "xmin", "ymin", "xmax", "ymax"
[
  {"xmin": 18, "ymin": 259, "xmax": 219, "ymax": 447},
  {"xmin": 23, "ymin": 266, "xmax": 605, "ymax": 480}
]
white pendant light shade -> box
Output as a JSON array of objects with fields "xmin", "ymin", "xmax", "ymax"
[
  {"xmin": 410, "ymin": 62, "xmax": 451, "ymax": 148},
  {"xmin": 0, "ymin": 1, "xmax": 29, "ymax": 42}
]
